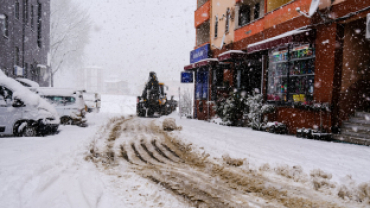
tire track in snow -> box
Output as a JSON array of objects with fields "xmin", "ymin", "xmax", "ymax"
[{"xmin": 87, "ymin": 117, "xmax": 362, "ymax": 208}]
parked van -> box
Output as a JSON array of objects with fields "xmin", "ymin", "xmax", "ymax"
[
  {"xmin": 83, "ymin": 92, "xmax": 101, "ymax": 113},
  {"xmin": 0, "ymin": 72, "xmax": 60, "ymax": 137},
  {"xmin": 30, "ymin": 88, "xmax": 88, "ymax": 127}
]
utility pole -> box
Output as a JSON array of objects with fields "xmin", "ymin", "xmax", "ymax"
[{"xmin": 178, "ymin": 87, "xmax": 181, "ymax": 118}]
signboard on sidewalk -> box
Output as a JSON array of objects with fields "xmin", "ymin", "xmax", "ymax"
[
  {"xmin": 181, "ymin": 71, "xmax": 193, "ymax": 83},
  {"xmin": 190, "ymin": 44, "xmax": 211, "ymax": 64}
]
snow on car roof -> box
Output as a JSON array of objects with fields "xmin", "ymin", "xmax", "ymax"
[
  {"xmin": 0, "ymin": 71, "xmax": 59, "ymax": 121},
  {"xmin": 15, "ymin": 78, "xmax": 40, "ymax": 88},
  {"xmin": 30, "ymin": 87, "xmax": 82, "ymax": 97}
]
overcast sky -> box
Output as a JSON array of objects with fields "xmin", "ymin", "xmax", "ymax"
[{"xmin": 77, "ymin": 0, "xmax": 195, "ymax": 91}]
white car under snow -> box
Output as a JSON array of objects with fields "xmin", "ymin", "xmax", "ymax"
[
  {"xmin": 0, "ymin": 71, "xmax": 60, "ymax": 137},
  {"xmin": 30, "ymin": 88, "xmax": 88, "ymax": 127}
]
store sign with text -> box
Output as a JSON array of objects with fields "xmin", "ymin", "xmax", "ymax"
[{"xmin": 190, "ymin": 44, "xmax": 211, "ymax": 64}]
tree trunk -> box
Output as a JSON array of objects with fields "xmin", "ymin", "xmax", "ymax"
[{"xmin": 51, "ymin": 72, "xmax": 54, "ymax": 87}]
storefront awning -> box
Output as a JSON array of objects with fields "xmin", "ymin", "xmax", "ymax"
[
  {"xmin": 218, "ymin": 50, "xmax": 247, "ymax": 61},
  {"xmin": 184, "ymin": 58, "xmax": 218, "ymax": 70},
  {"xmin": 247, "ymin": 29, "xmax": 312, "ymax": 54}
]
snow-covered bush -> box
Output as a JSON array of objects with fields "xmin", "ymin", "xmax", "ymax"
[
  {"xmin": 247, "ymin": 94, "xmax": 275, "ymax": 129},
  {"xmin": 213, "ymin": 90, "xmax": 247, "ymax": 126}
]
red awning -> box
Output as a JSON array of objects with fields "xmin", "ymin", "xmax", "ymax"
[
  {"xmin": 247, "ymin": 29, "xmax": 312, "ymax": 54},
  {"xmin": 217, "ymin": 50, "xmax": 247, "ymax": 61},
  {"xmin": 183, "ymin": 58, "xmax": 218, "ymax": 70}
]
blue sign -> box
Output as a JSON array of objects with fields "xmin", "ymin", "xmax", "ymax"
[
  {"xmin": 181, "ymin": 71, "xmax": 193, "ymax": 83},
  {"xmin": 190, "ymin": 44, "xmax": 211, "ymax": 64}
]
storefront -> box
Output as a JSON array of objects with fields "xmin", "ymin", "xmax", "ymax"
[
  {"xmin": 245, "ymin": 28, "xmax": 328, "ymax": 133},
  {"xmin": 183, "ymin": 43, "xmax": 218, "ymax": 120}
]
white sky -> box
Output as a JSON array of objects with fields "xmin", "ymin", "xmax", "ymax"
[{"xmin": 80, "ymin": 0, "xmax": 196, "ymax": 92}]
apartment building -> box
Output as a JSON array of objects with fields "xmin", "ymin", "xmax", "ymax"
[
  {"xmin": 0, "ymin": 0, "xmax": 50, "ymax": 87},
  {"xmin": 183, "ymin": 0, "xmax": 370, "ymax": 138}
]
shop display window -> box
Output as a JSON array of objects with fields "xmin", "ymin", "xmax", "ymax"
[
  {"xmin": 267, "ymin": 44, "xmax": 315, "ymax": 104},
  {"xmin": 196, "ymin": 69, "xmax": 209, "ymax": 100}
]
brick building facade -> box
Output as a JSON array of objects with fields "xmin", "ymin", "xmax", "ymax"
[
  {"xmin": 0, "ymin": 0, "xmax": 50, "ymax": 87},
  {"xmin": 184, "ymin": 0, "xmax": 370, "ymax": 135}
]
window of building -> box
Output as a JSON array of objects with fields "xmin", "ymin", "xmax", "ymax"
[
  {"xmin": 239, "ymin": 5, "xmax": 250, "ymax": 26},
  {"xmin": 196, "ymin": 20, "xmax": 210, "ymax": 46},
  {"xmin": 254, "ymin": 3, "xmax": 260, "ymax": 20},
  {"xmin": 267, "ymin": 44, "xmax": 316, "ymax": 104},
  {"xmin": 24, "ymin": 63, "xmax": 28, "ymax": 77},
  {"xmin": 15, "ymin": 47, "xmax": 20, "ymax": 66},
  {"xmin": 31, "ymin": 5, "xmax": 34, "ymax": 28},
  {"xmin": 214, "ymin": 16, "xmax": 218, "ymax": 38},
  {"xmin": 197, "ymin": 0, "xmax": 208, "ymax": 9},
  {"xmin": 24, "ymin": 0, "xmax": 29, "ymax": 24},
  {"xmin": 267, "ymin": 0, "xmax": 292, "ymax": 13},
  {"xmin": 37, "ymin": 2, "xmax": 42, "ymax": 47},
  {"xmin": 1, "ymin": 15, "xmax": 8, "ymax": 37},
  {"xmin": 15, "ymin": 1, "xmax": 20, "ymax": 19},
  {"xmin": 225, "ymin": 8, "xmax": 230, "ymax": 33}
]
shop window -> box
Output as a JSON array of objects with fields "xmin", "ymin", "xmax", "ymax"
[
  {"xmin": 214, "ymin": 16, "xmax": 218, "ymax": 38},
  {"xmin": 1, "ymin": 15, "xmax": 8, "ymax": 37},
  {"xmin": 267, "ymin": 44, "xmax": 315, "ymax": 104},
  {"xmin": 196, "ymin": 69, "xmax": 208, "ymax": 100},
  {"xmin": 254, "ymin": 3, "xmax": 260, "ymax": 20},
  {"xmin": 267, "ymin": 0, "xmax": 292, "ymax": 13},
  {"xmin": 239, "ymin": 5, "xmax": 250, "ymax": 27},
  {"xmin": 15, "ymin": 1, "xmax": 20, "ymax": 19},
  {"xmin": 196, "ymin": 20, "xmax": 210, "ymax": 46},
  {"xmin": 37, "ymin": 2, "xmax": 42, "ymax": 48},
  {"xmin": 239, "ymin": 60, "xmax": 262, "ymax": 95},
  {"xmin": 225, "ymin": 8, "xmax": 230, "ymax": 33}
]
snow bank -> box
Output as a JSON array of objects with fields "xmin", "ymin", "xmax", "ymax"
[{"xmin": 0, "ymin": 71, "xmax": 59, "ymax": 123}]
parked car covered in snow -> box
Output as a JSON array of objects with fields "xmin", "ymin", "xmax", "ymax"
[
  {"xmin": 0, "ymin": 72, "xmax": 60, "ymax": 137},
  {"xmin": 15, "ymin": 78, "xmax": 40, "ymax": 88},
  {"xmin": 30, "ymin": 88, "xmax": 87, "ymax": 127},
  {"xmin": 82, "ymin": 92, "xmax": 101, "ymax": 113}
]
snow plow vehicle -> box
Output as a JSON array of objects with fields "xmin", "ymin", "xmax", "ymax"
[{"xmin": 136, "ymin": 72, "xmax": 177, "ymax": 117}]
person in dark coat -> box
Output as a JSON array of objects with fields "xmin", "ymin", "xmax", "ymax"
[
  {"xmin": 140, "ymin": 72, "xmax": 160, "ymax": 116},
  {"xmin": 141, "ymin": 71, "xmax": 159, "ymax": 100}
]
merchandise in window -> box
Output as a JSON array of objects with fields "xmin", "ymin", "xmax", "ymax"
[
  {"xmin": 267, "ymin": 44, "xmax": 315, "ymax": 104},
  {"xmin": 196, "ymin": 69, "xmax": 208, "ymax": 100}
]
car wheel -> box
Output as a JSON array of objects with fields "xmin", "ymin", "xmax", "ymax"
[
  {"xmin": 61, "ymin": 117, "xmax": 72, "ymax": 125},
  {"xmin": 23, "ymin": 125, "xmax": 37, "ymax": 137},
  {"xmin": 13, "ymin": 121, "xmax": 24, "ymax": 137}
]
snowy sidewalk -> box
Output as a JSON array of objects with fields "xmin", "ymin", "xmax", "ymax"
[{"xmin": 171, "ymin": 115, "xmax": 370, "ymax": 184}]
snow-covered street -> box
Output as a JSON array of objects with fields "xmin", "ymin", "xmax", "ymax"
[{"xmin": 0, "ymin": 95, "xmax": 369, "ymax": 208}]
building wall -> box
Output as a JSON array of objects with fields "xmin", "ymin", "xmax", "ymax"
[
  {"xmin": 0, "ymin": 0, "xmax": 50, "ymax": 87},
  {"xmin": 210, "ymin": 0, "xmax": 236, "ymax": 50}
]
